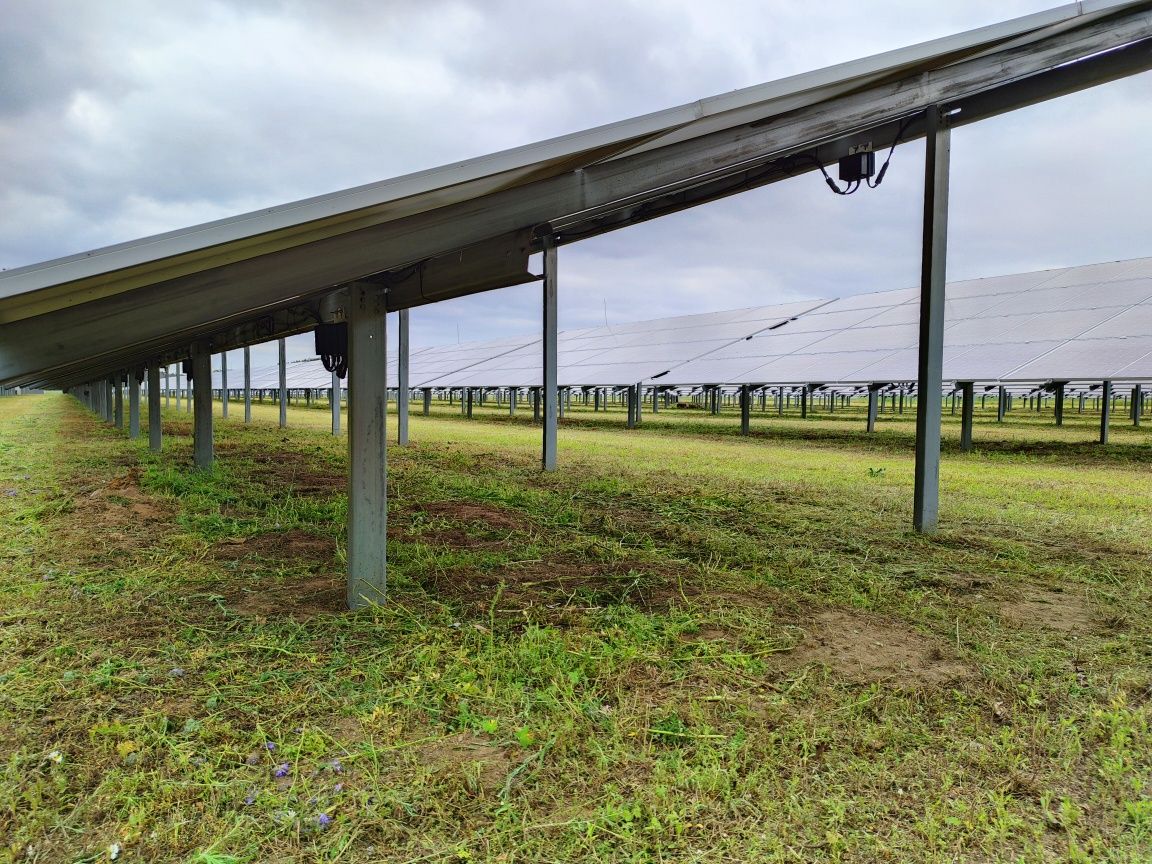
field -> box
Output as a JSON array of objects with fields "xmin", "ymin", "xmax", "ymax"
[{"xmin": 2, "ymin": 392, "xmax": 1151, "ymax": 863}]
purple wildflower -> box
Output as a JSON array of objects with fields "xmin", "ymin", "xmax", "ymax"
[
  {"xmin": 264, "ymin": 741, "xmax": 276, "ymax": 751},
  {"xmin": 274, "ymin": 763, "xmax": 291, "ymax": 778},
  {"xmin": 329, "ymin": 758, "xmax": 343, "ymax": 773},
  {"xmin": 317, "ymin": 813, "xmax": 332, "ymax": 829},
  {"xmin": 244, "ymin": 790, "xmax": 257, "ymax": 805},
  {"xmin": 333, "ymin": 783, "xmax": 344, "ymax": 793}
]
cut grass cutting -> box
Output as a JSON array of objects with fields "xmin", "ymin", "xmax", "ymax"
[{"xmin": 2, "ymin": 393, "xmax": 1151, "ymax": 863}]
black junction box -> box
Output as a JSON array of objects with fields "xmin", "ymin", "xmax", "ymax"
[{"xmin": 838, "ymin": 151, "xmax": 875, "ymax": 182}]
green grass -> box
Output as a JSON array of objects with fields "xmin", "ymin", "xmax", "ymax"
[{"xmin": 2, "ymin": 392, "xmax": 1151, "ymax": 863}]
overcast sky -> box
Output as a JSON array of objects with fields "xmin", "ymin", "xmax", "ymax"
[{"xmin": 3, "ymin": 0, "xmax": 1150, "ymax": 374}]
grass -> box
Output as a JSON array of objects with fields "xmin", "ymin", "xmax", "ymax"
[{"xmin": 1, "ymin": 392, "xmax": 1151, "ymax": 863}]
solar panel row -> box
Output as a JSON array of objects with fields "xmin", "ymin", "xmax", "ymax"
[{"xmin": 200, "ymin": 257, "xmax": 1152, "ymax": 392}]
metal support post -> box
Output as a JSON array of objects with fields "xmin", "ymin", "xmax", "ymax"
[
  {"xmin": 398, "ymin": 308, "xmax": 410, "ymax": 445},
  {"xmin": 423, "ymin": 388, "xmax": 431, "ymax": 416},
  {"xmin": 542, "ymin": 237, "xmax": 558, "ymax": 471},
  {"xmin": 243, "ymin": 346, "xmax": 252, "ymax": 423},
  {"xmin": 466, "ymin": 388, "xmax": 473, "ymax": 418},
  {"xmin": 348, "ymin": 283, "xmax": 388, "ymax": 609},
  {"xmin": 278, "ymin": 337, "xmax": 288, "ymax": 429},
  {"xmin": 1054, "ymin": 382, "xmax": 1065, "ymax": 426},
  {"xmin": 960, "ymin": 381, "xmax": 974, "ymax": 452},
  {"xmin": 740, "ymin": 384, "xmax": 751, "ymax": 435},
  {"xmin": 509, "ymin": 388, "xmax": 517, "ymax": 416},
  {"xmin": 114, "ymin": 378, "xmax": 124, "ymax": 429},
  {"xmin": 800, "ymin": 385, "xmax": 808, "ymax": 419},
  {"xmin": 331, "ymin": 369, "xmax": 342, "ymax": 436},
  {"xmin": 128, "ymin": 369, "xmax": 141, "ymax": 439},
  {"xmin": 913, "ymin": 104, "xmax": 950, "ymax": 534},
  {"xmin": 866, "ymin": 385, "xmax": 879, "ymax": 433},
  {"xmin": 221, "ymin": 351, "xmax": 229, "ymax": 419},
  {"xmin": 192, "ymin": 345, "xmax": 213, "ymax": 470},
  {"xmin": 997, "ymin": 386, "xmax": 1006, "ymax": 423},
  {"xmin": 148, "ymin": 365, "xmax": 162, "ymax": 452},
  {"xmin": 1133, "ymin": 384, "xmax": 1142, "ymax": 427},
  {"xmin": 164, "ymin": 367, "xmax": 170, "ymax": 408},
  {"xmin": 1100, "ymin": 380, "xmax": 1112, "ymax": 443}
]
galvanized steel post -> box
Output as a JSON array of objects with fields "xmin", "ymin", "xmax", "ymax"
[
  {"xmin": 243, "ymin": 346, "xmax": 252, "ymax": 423},
  {"xmin": 221, "ymin": 351, "xmax": 229, "ymax": 419},
  {"xmin": 913, "ymin": 104, "xmax": 951, "ymax": 534},
  {"xmin": 148, "ymin": 365, "xmax": 162, "ymax": 452},
  {"xmin": 331, "ymin": 368, "xmax": 341, "ymax": 436},
  {"xmin": 192, "ymin": 345, "xmax": 213, "ymax": 470},
  {"xmin": 347, "ymin": 283, "xmax": 388, "ymax": 609},
  {"xmin": 398, "ymin": 308, "xmax": 410, "ymax": 445},
  {"xmin": 960, "ymin": 381, "xmax": 974, "ymax": 452},
  {"xmin": 1100, "ymin": 380, "xmax": 1112, "ymax": 443},
  {"xmin": 542, "ymin": 237, "xmax": 558, "ymax": 471},
  {"xmin": 278, "ymin": 338, "xmax": 288, "ymax": 429},
  {"xmin": 114, "ymin": 377, "xmax": 124, "ymax": 429},
  {"xmin": 128, "ymin": 369, "xmax": 141, "ymax": 439}
]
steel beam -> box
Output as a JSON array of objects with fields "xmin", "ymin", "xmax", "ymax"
[
  {"xmin": 192, "ymin": 345, "xmax": 213, "ymax": 470},
  {"xmin": 148, "ymin": 365, "xmax": 162, "ymax": 452},
  {"xmin": 331, "ymin": 369, "xmax": 342, "ymax": 436},
  {"xmin": 740, "ymin": 384, "xmax": 751, "ymax": 435},
  {"xmin": 867, "ymin": 385, "xmax": 880, "ymax": 433},
  {"xmin": 278, "ymin": 337, "xmax": 287, "ymax": 428},
  {"xmin": 542, "ymin": 237, "xmax": 558, "ymax": 471},
  {"xmin": 1133, "ymin": 384, "xmax": 1142, "ymax": 427},
  {"xmin": 913, "ymin": 105, "xmax": 950, "ymax": 535},
  {"xmin": 347, "ymin": 283, "xmax": 388, "ymax": 609},
  {"xmin": 128, "ymin": 368, "xmax": 140, "ymax": 440},
  {"xmin": 423, "ymin": 387, "xmax": 431, "ymax": 416},
  {"xmin": 398, "ymin": 308, "xmax": 410, "ymax": 445}
]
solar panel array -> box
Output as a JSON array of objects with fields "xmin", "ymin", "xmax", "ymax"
[{"xmin": 198, "ymin": 258, "xmax": 1152, "ymax": 391}]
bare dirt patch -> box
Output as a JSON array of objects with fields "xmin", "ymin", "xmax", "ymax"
[
  {"xmin": 219, "ymin": 444, "xmax": 345, "ymax": 496},
  {"xmin": 213, "ymin": 529, "xmax": 336, "ymax": 563},
  {"xmin": 52, "ymin": 468, "xmax": 174, "ymax": 561},
  {"xmin": 999, "ymin": 588, "xmax": 1100, "ymax": 635},
  {"xmin": 777, "ymin": 610, "xmax": 973, "ymax": 688},
  {"xmin": 403, "ymin": 500, "xmax": 533, "ymax": 549},
  {"xmin": 162, "ymin": 420, "xmax": 193, "ymax": 436},
  {"xmin": 226, "ymin": 573, "xmax": 344, "ymax": 619},
  {"xmin": 84, "ymin": 469, "xmax": 171, "ymax": 521},
  {"xmin": 422, "ymin": 557, "xmax": 698, "ymax": 619},
  {"xmin": 416, "ymin": 732, "xmax": 511, "ymax": 794}
]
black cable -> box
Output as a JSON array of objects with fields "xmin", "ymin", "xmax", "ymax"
[{"xmin": 866, "ymin": 114, "xmax": 916, "ymax": 188}]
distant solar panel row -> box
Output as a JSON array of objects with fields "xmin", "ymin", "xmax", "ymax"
[{"xmin": 204, "ymin": 257, "xmax": 1152, "ymax": 391}]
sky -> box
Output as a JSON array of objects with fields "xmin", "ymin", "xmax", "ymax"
[{"xmin": 2, "ymin": 0, "xmax": 1150, "ymax": 375}]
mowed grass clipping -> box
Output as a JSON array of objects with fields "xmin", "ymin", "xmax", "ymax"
[{"xmin": 1, "ymin": 392, "xmax": 1151, "ymax": 864}]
